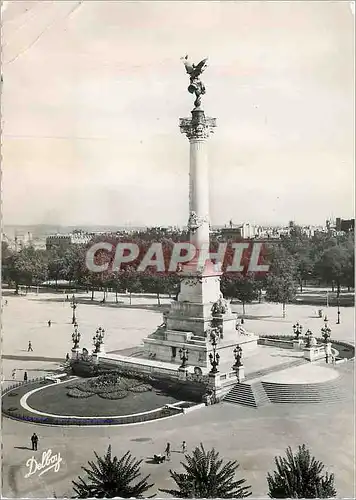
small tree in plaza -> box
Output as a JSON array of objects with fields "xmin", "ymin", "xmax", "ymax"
[
  {"xmin": 265, "ymin": 246, "xmax": 298, "ymax": 317},
  {"xmin": 160, "ymin": 443, "xmax": 252, "ymax": 498},
  {"xmin": 119, "ymin": 266, "xmax": 142, "ymax": 305},
  {"xmin": 221, "ymin": 273, "xmax": 260, "ymax": 315},
  {"xmin": 72, "ymin": 445, "xmax": 153, "ymax": 498},
  {"xmin": 267, "ymin": 444, "xmax": 336, "ymax": 498},
  {"xmin": 7, "ymin": 247, "xmax": 48, "ymax": 293}
]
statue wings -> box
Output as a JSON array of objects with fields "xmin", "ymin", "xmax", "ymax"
[{"xmin": 181, "ymin": 55, "xmax": 208, "ymax": 78}]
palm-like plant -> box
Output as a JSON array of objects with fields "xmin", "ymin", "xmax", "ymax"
[
  {"xmin": 72, "ymin": 445, "xmax": 153, "ymax": 498},
  {"xmin": 267, "ymin": 444, "xmax": 336, "ymax": 498},
  {"xmin": 160, "ymin": 443, "xmax": 251, "ymax": 498}
]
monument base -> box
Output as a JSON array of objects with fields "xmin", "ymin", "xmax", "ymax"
[{"xmin": 143, "ymin": 330, "xmax": 258, "ymax": 368}]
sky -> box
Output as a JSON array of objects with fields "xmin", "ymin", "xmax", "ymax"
[{"xmin": 1, "ymin": 0, "xmax": 355, "ymax": 227}]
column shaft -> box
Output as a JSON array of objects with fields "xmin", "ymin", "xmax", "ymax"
[{"xmin": 189, "ymin": 139, "xmax": 210, "ymax": 250}]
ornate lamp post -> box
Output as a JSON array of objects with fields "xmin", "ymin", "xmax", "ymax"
[
  {"xmin": 305, "ymin": 329, "xmax": 314, "ymax": 348},
  {"xmin": 232, "ymin": 344, "xmax": 243, "ymax": 370},
  {"xmin": 179, "ymin": 347, "xmax": 189, "ymax": 369},
  {"xmin": 336, "ymin": 294, "xmax": 341, "ymax": 324},
  {"xmin": 293, "ymin": 322, "xmax": 303, "ymax": 339},
  {"xmin": 209, "ymin": 330, "xmax": 220, "ymax": 374},
  {"xmin": 72, "ymin": 324, "xmax": 81, "ymax": 350},
  {"xmin": 321, "ymin": 317, "xmax": 331, "ymax": 344},
  {"xmin": 93, "ymin": 327, "xmax": 105, "ymax": 354},
  {"xmin": 71, "ymin": 295, "xmax": 78, "ymax": 324}
]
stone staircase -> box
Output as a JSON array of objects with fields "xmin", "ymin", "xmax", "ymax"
[
  {"xmin": 223, "ymin": 381, "xmax": 271, "ymax": 408},
  {"xmin": 224, "ymin": 363, "xmax": 352, "ymax": 407},
  {"xmin": 252, "ymin": 381, "xmax": 272, "ymax": 407},
  {"xmin": 262, "ymin": 378, "xmax": 350, "ymax": 404}
]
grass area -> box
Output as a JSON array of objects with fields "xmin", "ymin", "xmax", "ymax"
[
  {"xmin": 2, "ymin": 378, "xmax": 185, "ymax": 425},
  {"xmin": 28, "ymin": 378, "xmax": 180, "ymax": 417}
]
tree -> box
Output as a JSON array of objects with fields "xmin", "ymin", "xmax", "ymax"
[
  {"xmin": 265, "ymin": 273, "xmax": 297, "ymax": 318},
  {"xmin": 6, "ymin": 247, "xmax": 48, "ymax": 293},
  {"xmin": 47, "ymin": 249, "xmax": 66, "ymax": 287},
  {"xmin": 314, "ymin": 245, "xmax": 349, "ymax": 292},
  {"xmin": 140, "ymin": 272, "xmax": 173, "ymax": 306},
  {"xmin": 267, "ymin": 444, "xmax": 336, "ymax": 498},
  {"xmin": 120, "ymin": 266, "xmax": 142, "ymax": 305},
  {"xmin": 265, "ymin": 246, "xmax": 298, "ymax": 317},
  {"xmin": 160, "ymin": 443, "xmax": 251, "ymax": 498},
  {"xmin": 1, "ymin": 240, "xmax": 13, "ymax": 284},
  {"xmin": 60, "ymin": 245, "xmax": 86, "ymax": 286},
  {"xmin": 72, "ymin": 445, "xmax": 153, "ymax": 498},
  {"xmin": 221, "ymin": 273, "xmax": 259, "ymax": 315},
  {"xmin": 295, "ymin": 253, "xmax": 314, "ymax": 293}
]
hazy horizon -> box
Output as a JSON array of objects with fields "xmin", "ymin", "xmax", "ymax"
[{"xmin": 2, "ymin": 1, "xmax": 354, "ymax": 227}]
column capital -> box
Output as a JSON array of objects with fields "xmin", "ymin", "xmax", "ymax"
[{"xmin": 179, "ymin": 108, "xmax": 216, "ymax": 140}]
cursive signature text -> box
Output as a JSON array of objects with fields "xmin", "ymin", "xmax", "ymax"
[{"xmin": 25, "ymin": 449, "xmax": 63, "ymax": 478}]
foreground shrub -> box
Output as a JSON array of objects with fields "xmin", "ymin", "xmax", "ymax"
[
  {"xmin": 72, "ymin": 445, "xmax": 153, "ymax": 498},
  {"xmin": 267, "ymin": 444, "xmax": 337, "ymax": 498},
  {"xmin": 160, "ymin": 443, "xmax": 252, "ymax": 498}
]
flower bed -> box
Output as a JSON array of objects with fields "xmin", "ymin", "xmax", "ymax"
[{"xmin": 66, "ymin": 372, "xmax": 154, "ymax": 400}]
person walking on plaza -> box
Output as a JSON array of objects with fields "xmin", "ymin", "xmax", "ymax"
[
  {"xmin": 66, "ymin": 352, "xmax": 70, "ymax": 362},
  {"xmin": 165, "ymin": 442, "xmax": 171, "ymax": 460},
  {"xmin": 12, "ymin": 369, "xmax": 16, "ymax": 380},
  {"xmin": 48, "ymin": 320, "xmax": 51, "ymax": 327},
  {"xmin": 24, "ymin": 371, "xmax": 28, "ymax": 382},
  {"xmin": 31, "ymin": 433, "xmax": 39, "ymax": 451},
  {"xmin": 181, "ymin": 441, "xmax": 187, "ymax": 454},
  {"xmin": 28, "ymin": 341, "xmax": 33, "ymax": 352}
]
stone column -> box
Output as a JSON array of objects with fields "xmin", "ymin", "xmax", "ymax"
[{"xmin": 180, "ymin": 108, "xmax": 216, "ymax": 259}]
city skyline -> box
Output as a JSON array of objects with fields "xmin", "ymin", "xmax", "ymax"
[{"xmin": 2, "ymin": 1, "xmax": 354, "ymax": 227}]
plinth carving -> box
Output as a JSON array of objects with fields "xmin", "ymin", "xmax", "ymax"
[{"xmin": 187, "ymin": 211, "xmax": 209, "ymax": 232}]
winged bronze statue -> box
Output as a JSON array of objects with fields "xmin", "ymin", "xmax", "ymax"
[{"xmin": 181, "ymin": 55, "xmax": 208, "ymax": 108}]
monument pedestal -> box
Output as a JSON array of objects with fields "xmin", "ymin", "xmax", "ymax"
[
  {"xmin": 71, "ymin": 348, "xmax": 80, "ymax": 360},
  {"xmin": 234, "ymin": 366, "xmax": 245, "ymax": 382},
  {"xmin": 304, "ymin": 345, "xmax": 325, "ymax": 362}
]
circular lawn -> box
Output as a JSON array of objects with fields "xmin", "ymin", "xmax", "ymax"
[{"xmin": 27, "ymin": 378, "xmax": 181, "ymax": 417}]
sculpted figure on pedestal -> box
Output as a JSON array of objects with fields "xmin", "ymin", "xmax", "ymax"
[
  {"xmin": 187, "ymin": 211, "xmax": 209, "ymax": 232},
  {"xmin": 211, "ymin": 294, "xmax": 230, "ymax": 316},
  {"xmin": 181, "ymin": 55, "xmax": 208, "ymax": 108}
]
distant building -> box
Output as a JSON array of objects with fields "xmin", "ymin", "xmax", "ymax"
[
  {"xmin": 46, "ymin": 232, "xmax": 92, "ymax": 250},
  {"xmin": 336, "ymin": 218, "xmax": 354, "ymax": 233},
  {"xmin": 220, "ymin": 222, "xmax": 258, "ymax": 240}
]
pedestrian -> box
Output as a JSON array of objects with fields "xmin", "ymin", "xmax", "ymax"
[
  {"xmin": 5, "ymin": 299, "xmax": 8, "ymax": 306},
  {"xmin": 28, "ymin": 341, "xmax": 33, "ymax": 352},
  {"xmin": 165, "ymin": 442, "xmax": 171, "ymax": 460},
  {"xmin": 48, "ymin": 320, "xmax": 51, "ymax": 327},
  {"xmin": 12, "ymin": 369, "xmax": 16, "ymax": 380},
  {"xmin": 241, "ymin": 317, "xmax": 245, "ymax": 325},
  {"xmin": 181, "ymin": 441, "xmax": 187, "ymax": 454},
  {"xmin": 31, "ymin": 433, "xmax": 39, "ymax": 451},
  {"xmin": 66, "ymin": 294, "xmax": 69, "ymax": 301},
  {"xmin": 66, "ymin": 352, "xmax": 70, "ymax": 362},
  {"xmin": 24, "ymin": 371, "xmax": 28, "ymax": 382}
]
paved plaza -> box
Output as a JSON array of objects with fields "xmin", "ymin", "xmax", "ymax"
[{"xmin": 1, "ymin": 290, "xmax": 355, "ymax": 498}]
